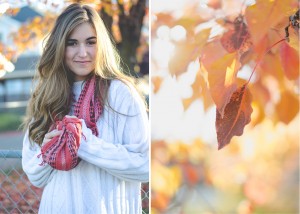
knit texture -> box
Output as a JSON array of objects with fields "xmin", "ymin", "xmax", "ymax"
[
  {"xmin": 22, "ymin": 80, "xmax": 149, "ymax": 214},
  {"xmin": 40, "ymin": 76, "xmax": 101, "ymax": 171},
  {"xmin": 40, "ymin": 117, "xmax": 82, "ymax": 170}
]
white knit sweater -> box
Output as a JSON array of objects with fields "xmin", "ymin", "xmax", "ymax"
[{"xmin": 22, "ymin": 80, "xmax": 149, "ymax": 214}]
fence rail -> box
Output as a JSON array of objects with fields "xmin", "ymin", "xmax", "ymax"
[
  {"xmin": 0, "ymin": 150, "xmax": 149, "ymax": 213},
  {"xmin": 0, "ymin": 150, "xmax": 22, "ymax": 158}
]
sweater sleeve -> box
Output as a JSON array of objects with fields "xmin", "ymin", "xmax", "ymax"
[
  {"xmin": 22, "ymin": 130, "xmax": 56, "ymax": 188},
  {"xmin": 77, "ymin": 81, "xmax": 149, "ymax": 182}
]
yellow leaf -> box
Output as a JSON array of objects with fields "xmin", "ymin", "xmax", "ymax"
[
  {"xmin": 276, "ymin": 90, "xmax": 299, "ymax": 124},
  {"xmin": 245, "ymin": 0, "xmax": 295, "ymax": 45},
  {"xmin": 206, "ymin": 52, "xmax": 241, "ymax": 117},
  {"xmin": 169, "ymin": 28, "xmax": 210, "ymax": 76},
  {"xmin": 151, "ymin": 161, "xmax": 182, "ymax": 197}
]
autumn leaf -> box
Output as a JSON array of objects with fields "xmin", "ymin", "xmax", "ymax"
[
  {"xmin": 169, "ymin": 28, "xmax": 211, "ymax": 76},
  {"xmin": 152, "ymin": 76, "xmax": 163, "ymax": 94},
  {"xmin": 279, "ymin": 41, "xmax": 299, "ymax": 80},
  {"xmin": 202, "ymin": 50, "xmax": 241, "ymax": 117},
  {"xmin": 169, "ymin": 44, "xmax": 198, "ymax": 76},
  {"xmin": 220, "ymin": 15, "xmax": 252, "ymax": 55},
  {"xmin": 182, "ymin": 69, "xmax": 214, "ymax": 111},
  {"xmin": 275, "ymin": 90, "xmax": 299, "ymax": 124},
  {"xmin": 207, "ymin": 0, "xmax": 222, "ymax": 10},
  {"xmin": 151, "ymin": 192, "xmax": 170, "ymax": 212},
  {"xmin": 181, "ymin": 163, "xmax": 201, "ymax": 186},
  {"xmin": 216, "ymin": 84, "xmax": 253, "ymax": 150},
  {"xmin": 258, "ymin": 52, "xmax": 285, "ymax": 81},
  {"xmin": 245, "ymin": 0, "xmax": 295, "ymax": 45},
  {"xmin": 151, "ymin": 160, "xmax": 182, "ymax": 197},
  {"xmin": 250, "ymin": 101, "xmax": 265, "ymax": 127}
]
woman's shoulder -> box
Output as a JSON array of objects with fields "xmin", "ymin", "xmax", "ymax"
[
  {"xmin": 108, "ymin": 79, "xmax": 145, "ymax": 109},
  {"xmin": 109, "ymin": 79, "xmax": 137, "ymax": 98}
]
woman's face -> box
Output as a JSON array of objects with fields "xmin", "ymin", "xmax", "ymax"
[{"xmin": 65, "ymin": 22, "xmax": 97, "ymax": 81}]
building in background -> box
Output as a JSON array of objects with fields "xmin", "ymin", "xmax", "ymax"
[{"xmin": 0, "ymin": 6, "xmax": 42, "ymax": 111}]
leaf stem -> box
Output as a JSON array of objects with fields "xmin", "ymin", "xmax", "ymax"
[{"xmin": 246, "ymin": 38, "xmax": 286, "ymax": 86}]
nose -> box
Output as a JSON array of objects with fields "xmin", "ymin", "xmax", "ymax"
[{"xmin": 78, "ymin": 44, "xmax": 87, "ymax": 57}]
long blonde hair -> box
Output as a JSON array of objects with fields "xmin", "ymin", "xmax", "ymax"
[{"xmin": 23, "ymin": 3, "xmax": 135, "ymax": 146}]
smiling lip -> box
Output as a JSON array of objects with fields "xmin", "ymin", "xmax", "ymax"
[{"xmin": 75, "ymin": 61, "xmax": 90, "ymax": 63}]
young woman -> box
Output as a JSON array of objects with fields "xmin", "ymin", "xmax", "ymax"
[{"xmin": 22, "ymin": 3, "xmax": 149, "ymax": 213}]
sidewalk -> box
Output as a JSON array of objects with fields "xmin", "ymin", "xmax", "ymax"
[{"xmin": 0, "ymin": 131, "xmax": 24, "ymax": 150}]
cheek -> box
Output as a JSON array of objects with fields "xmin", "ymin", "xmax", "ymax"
[
  {"xmin": 64, "ymin": 49, "xmax": 75, "ymax": 67},
  {"xmin": 91, "ymin": 47, "xmax": 98, "ymax": 60}
]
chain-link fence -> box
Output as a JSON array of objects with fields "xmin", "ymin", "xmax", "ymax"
[{"xmin": 0, "ymin": 150, "xmax": 149, "ymax": 213}]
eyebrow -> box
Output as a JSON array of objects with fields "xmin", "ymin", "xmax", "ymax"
[{"xmin": 67, "ymin": 36, "xmax": 97, "ymax": 41}]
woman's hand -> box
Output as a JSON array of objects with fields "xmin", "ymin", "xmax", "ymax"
[
  {"xmin": 42, "ymin": 130, "xmax": 63, "ymax": 146},
  {"xmin": 65, "ymin": 115, "xmax": 78, "ymax": 119}
]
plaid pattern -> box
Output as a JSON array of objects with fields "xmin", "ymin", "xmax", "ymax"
[
  {"xmin": 73, "ymin": 76, "xmax": 102, "ymax": 136},
  {"xmin": 41, "ymin": 117, "xmax": 82, "ymax": 171},
  {"xmin": 40, "ymin": 76, "xmax": 102, "ymax": 171}
]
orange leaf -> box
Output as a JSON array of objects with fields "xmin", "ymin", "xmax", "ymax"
[
  {"xmin": 203, "ymin": 52, "xmax": 241, "ymax": 117},
  {"xmin": 279, "ymin": 41, "xmax": 299, "ymax": 80},
  {"xmin": 169, "ymin": 43, "xmax": 197, "ymax": 76},
  {"xmin": 200, "ymin": 41, "xmax": 239, "ymax": 114},
  {"xmin": 200, "ymin": 40, "xmax": 227, "ymax": 67},
  {"xmin": 151, "ymin": 76, "xmax": 163, "ymax": 94},
  {"xmin": 169, "ymin": 28, "xmax": 210, "ymax": 76},
  {"xmin": 151, "ymin": 192, "xmax": 170, "ymax": 212},
  {"xmin": 245, "ymin": 0, "xmax": 294, "ymax": 45},
  {"xmin": 220, "ymin": 15, "xmax": 252, "ymax": 55},
  {"xmin": 216, "ymin": 84, "xmax": 253, "ymax": 150},
  {"xmin": 181, "ymin": 163, "xmax": 201, "ymax": 186},
  {"xmin": 182, "ymin": 69, "xmax": 214, "ymax": 111},
  {"xmin": 151, "ymin": 161, "xmax": 182, "ymax": 197},
  {"xmin": 207, "ymin": 0, "xmax": 222, "ymax": 9},
  {"xmin": 276, "ymin": 90, "xmax": 299, "ymax": 124}
]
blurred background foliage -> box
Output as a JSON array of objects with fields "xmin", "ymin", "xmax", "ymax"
[
  {"xmin": 151, "ymin": 0, "xmax": 299, "ymax": 213},
  {"xmin": 0, "ymin": 0, "xmax": 149, "ymax": 132},
  {"xmin": 0, "ymin": 0, "xmax": 149, "ymax": 77}
]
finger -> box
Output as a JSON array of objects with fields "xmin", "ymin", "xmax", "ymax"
[
  {"xmin": 65, "ymin": 115, "xmax": 77, "ymax": 119},
  {"xmin": 42, "ymin": 138, "xmax": 51, "ymax": 146},
  {"xmin": 45, "ymin": 130, "xmax": 62, "ymax": 139}
]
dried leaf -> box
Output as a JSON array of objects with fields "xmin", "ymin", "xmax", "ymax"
[
  {"xmin": 279, "ymin": 41, "xmax": 299, "ymax": 80},
  {"xmin": 220, "ymin": 15, "xmax": 252, "ymax": 55},
  {"xmin": 201, "ymin": 42, "xmax": 240, "ymax": 116},
  {"xmin": 204, "ymin": 52, "xmax": 241, "ymax": 117},
  {"xmin": 276, "ymin": 90, "xmax": 299, "ymax": 124},
  {"xmin": 216, "ymin": 84, "xmax": 253, "ymax": 150}
]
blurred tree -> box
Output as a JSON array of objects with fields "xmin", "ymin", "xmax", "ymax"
[{"xmin": 0, "ymin": 0, "xmax": 148, "ymax": 77}]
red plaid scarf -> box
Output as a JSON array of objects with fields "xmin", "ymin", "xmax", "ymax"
[
  {"xmin": 73, "ymin": 75, "xmax": 101, "ymax": 136},
  {"xmin": 40, "ymin": 75, "xmax": 102, "ymax": 171}
]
